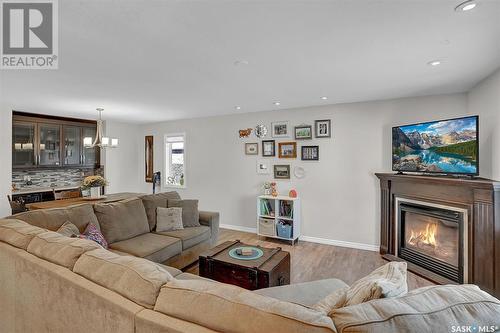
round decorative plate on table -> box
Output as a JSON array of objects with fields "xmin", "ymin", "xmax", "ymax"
[{"xmin": 228, "ymin": 246, "xmax": 264, "ymax": 260}]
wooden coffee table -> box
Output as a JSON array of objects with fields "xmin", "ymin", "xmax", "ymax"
[{"xmin": 199, "ymin": 240, "xmax": 290, "ymax": 290}]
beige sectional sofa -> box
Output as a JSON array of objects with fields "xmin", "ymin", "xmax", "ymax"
[
  {"xmin": 1, "ymin": 193, "xmax": 499, "ymax": 332},
  {"xmin": 9, "ymin": 191, "xmax": 219, "ymax": 269}
]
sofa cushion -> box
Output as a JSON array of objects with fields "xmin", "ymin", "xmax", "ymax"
[
  {"xmin": 254, "ymin": 278, "xmax": 349, "ymax": 307},
  {"xmin": 56, "ymin": 221, "xmax": 80, "ymax": 237},
  {"xmin": 94, "ymin": 198, "xmax": 150, "ymax": 244},
  {"xmin": 27, "ymin": 231, "xmax": 101, "ymax": 269},
  {"xmin": 0, "ymin": 218, "xmax": 46, "ymax": 250},
  {"xmin": 331, "ymin": 284, "xmax": 500, "ymax": 333},
  {"xmin": 155, "ymin": 226, "xmax": 210, "ymax": 250},
  {"xmin": 315, "ymin": 262, "xmax": 407, "ymax": 314},
  {"xmin": 157, "ymin": 263, "xmax": 183, "ymax": 277},
  {"xmin": 73, "ymin": 248, "xmax": 173, "ymax": 308},
  {"xmin": 109, "ymin": 233, "xmax": 182, "ymax": 263},
  {"xmin": 168, "ymin": 199, "xmax": 200, "ymax": 227},
  {"xmin": 154, "ymin": 279, "xmax": 336, "ymax": 333},
  {"xmin": 156, "ymin": 207, "xmax": 184, "ymax": 232},
  {"xmin": 12, "ymin": 204, "xmax": 100, "ymax": 233},
  {"xmin": 140, "ymin": 192, "xmax": 181, "ymax": 231}
]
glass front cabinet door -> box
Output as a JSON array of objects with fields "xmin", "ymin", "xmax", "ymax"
[
  {"xmin": 82, "ymin": 127, "xmax": 98, "ymax": 166},
  {"xmin": 38, "ymin": 123, "xmax": 61, "ymax": 166},
  {"xmin": 63, "ymin": 126, "xmax": 82, "ymax": 166},
  {"xmin": 12, "ymin": 122, "xmax": 36, "ymax": 167}
]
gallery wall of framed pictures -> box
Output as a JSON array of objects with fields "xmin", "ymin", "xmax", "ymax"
[{"xmin": 240, "ymin": 119, "xmax": 331, "ymax": 180}]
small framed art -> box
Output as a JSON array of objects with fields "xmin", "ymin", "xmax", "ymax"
[
  {"xmin": 274, "ymin": 165, "xmax": 291, "ymax": 179},
  {"xmin": 245, "ymin": 143, "xmax": 259, "ymax": 155},
  {"xmin": 262, "ymin": 140, "xmax": 275, "ymax": 157},
  {"xmin": 271, "ymin": 121, "xmax": 289, "ymax": 138},
  {"xmin": 278, "ymin": 142, "xmax": 297, "ymax": 158},
  {"xmin": 301, "ymin": 145, "xmax": 319, "ymax": 161},
  {"xmin": 294, "ymin": 125, "xmax": 312, "ymax": 140},
  {"xmin": 257, "ymin": 159, "xmax": 271, "ymax": 174},
  {"xmin": 315, "ymin": 119, "xmax": 331, "ymax": 138}
]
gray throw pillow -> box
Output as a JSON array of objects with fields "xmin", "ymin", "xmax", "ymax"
[
  {"xmin": 140, "ymin": 195, "xmax": 168, "ymax": 231},
  {"xmin": 93, "ymin": 198, "xmax": 150, "ymax": 244},
  {"xmin": 56, "ymin": 221, "xmax": 80, "ymax": 237},
  {"xmin": 156, "ymin": 207, "xmax": 184, "ymax": 232},
  {"xmin": 167, "ymin": 199, "xmax": 200, "ymax": 227}
]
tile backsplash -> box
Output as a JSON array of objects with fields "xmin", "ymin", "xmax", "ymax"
[{"xmin": 12, "ymin": 168, "xmax": 98, "ymax": 191}]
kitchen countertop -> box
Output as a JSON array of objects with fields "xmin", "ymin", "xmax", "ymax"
[{"xmin": 12, "ymin": 185, "xmax": 81, "ymax": 195}]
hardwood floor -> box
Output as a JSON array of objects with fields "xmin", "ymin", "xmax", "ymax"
[{"xmin": 188, "ymin": 228, "xmax": 435, "ymax": 290}]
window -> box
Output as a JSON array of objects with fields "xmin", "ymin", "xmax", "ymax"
[{"xmin": 165, "ymin": 133, "xmax": 186, "ymax": 187}]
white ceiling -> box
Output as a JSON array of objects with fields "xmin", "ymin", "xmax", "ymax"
[{"xmin": 1, "ymin": 0, "xmax": 500, "ymax": 123}]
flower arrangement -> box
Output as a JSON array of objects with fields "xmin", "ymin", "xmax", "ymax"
[{"xmin": 81, "ymin": 176, "xmax": 108, "ymax": 190}]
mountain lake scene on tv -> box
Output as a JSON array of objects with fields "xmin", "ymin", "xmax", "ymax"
[{"xmin": 393, "ymin": 117, "xmax": 478, "ymax": 174}]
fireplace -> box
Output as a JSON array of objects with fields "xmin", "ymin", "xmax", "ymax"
[
  {"xmin": 376, "ymin": 173, "xmax": 500, "ymax": 297},
  {"xmin": 397, "ymin": 200, "xmax": 466, "ymax": 283}
]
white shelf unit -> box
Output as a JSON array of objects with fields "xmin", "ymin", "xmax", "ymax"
[{"xmin": 257, "ymin": 195, "xmax": 301, "ymax": 244}]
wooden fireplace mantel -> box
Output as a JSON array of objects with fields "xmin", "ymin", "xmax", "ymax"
[{"xmin": 375, "ymin": 173, "xmax": 500, "ymax": 297}]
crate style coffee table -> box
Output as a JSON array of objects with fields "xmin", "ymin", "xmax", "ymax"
[{"xmin": 199, "ymin": 240, "xmax": 290, "ymax": 290}]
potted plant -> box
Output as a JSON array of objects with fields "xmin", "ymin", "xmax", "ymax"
[{"xmin": 81, "ymin": 176, "xmax": 108, "ymax": 199}]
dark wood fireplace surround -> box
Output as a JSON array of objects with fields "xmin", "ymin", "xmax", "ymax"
[{"xmin": 376, "ymin": 173, "xmax": 500, "ymax": 298}]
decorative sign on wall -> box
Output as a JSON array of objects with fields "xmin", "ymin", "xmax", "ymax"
[
  {"xmin": 262, "ymin": 140, "xmax": 276, "ymax": 157},
  {"xmin": 301, "ymin": 145, "xmax": 319, "ymax": 161},
  {"xmin": 294, "ymin": 125, "xmax": 312, "ymax": 140},
  {"xmin": 278, "ymin": 142, "xmax": 297, "ymax": 158},
  {"xmin": 274, "ymin": 165, "xmax": 291, "ymax": 179},
  {"xmin": 254, "ymin": 124, "xmax": 268, "ymax": 138},
  {"xmin": 257, "ymin": 159, "xmax": 271, "ymax": 174},
  {"xmin": 315, "ymin": 119, "xmax": 331, "ymax": 138},
  {"xmin": 239, "ymin": 128, "xmax": 253, "ymax": 138},
  {"xmin": 245, "ymin": 143, "xmax": 259, "ymax": 155}
]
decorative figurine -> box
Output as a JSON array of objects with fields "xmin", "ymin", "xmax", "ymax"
[{"xmin": 271, "ymin": 182, "xmax": 278, "ymax": 197}]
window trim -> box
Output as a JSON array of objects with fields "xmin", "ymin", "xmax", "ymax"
[{"xmin": 164, "ymin": 132, "xmax": 186, "ymax": 189}]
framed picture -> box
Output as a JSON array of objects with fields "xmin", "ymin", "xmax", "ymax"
[
  {"xmin": 245, "ymin": 143, "xmax": 259, "ymax": 155},
  {"xmin": 315, "ymin": 119, "xmax": 331, "ymax": 138},
  {"xmin": 257, "ymin": 159, "xmax": 271, "ymax": 174},
  {"xmin": 262, "ymin": 140, "xmax": 275, "ymax": 157},
  {"xmin": 145, "ymin": 136, "xmax": 154, "ymax": 182},
  {"xmin": 294, "ymin": 125, "xmax": 312, "ymax": 140},
  {"xmin": 278, "ymin": 142, "xmax": 297, "ymax": 158},
  {"xmin": 301, "ymin": 145, "xmax": 319, "ymax": 161},
  {"xmin": 274, "ymin": 164, "xmax": 291, "ymax": 179},
  {"xmin": 271, "ymin": 121, "xmax": 289, "ymax": 138}
]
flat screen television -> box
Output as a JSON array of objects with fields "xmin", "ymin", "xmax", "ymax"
[{"xmin": 392, "ymin": 116, "xmax": 479, "ymax": 175}]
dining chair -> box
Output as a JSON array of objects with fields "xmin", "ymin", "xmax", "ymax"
[
  {"xmin": 53, "ymin": 189, "xmax": 82, "ymax": 200},
  {"xmin": 7, "ymin": 195, "xmax": 27, "ymax": 215}
]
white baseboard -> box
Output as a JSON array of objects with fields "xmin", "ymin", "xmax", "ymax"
[
  {"xmin": 220, "ymin": 224, "xmax": 379, "ymax": 252},
  {"xmin": 299, "ymin": 235, "xmax": 379, "ymax": 252},
  {"xmin": 220, "ymin": 224, "xmax": 257, "ymax": 234}
]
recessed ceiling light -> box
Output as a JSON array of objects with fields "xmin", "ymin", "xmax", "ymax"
[
  {"xmin": 320, "ymin": 96, "xmax": 328, "ymax": 100},
  {"xmin": 273, "ymin": 101, "xmax": 281, "ymax": 106},
  {"xmin": 235, "ymin": 106, "xmax": 241, "ymax": 110},
  {"xmin": 427, "ymin": 60, "xmax": 442, "ymax": 66},
  {"xmin": 234, "ymin": 60, "xmax": 249, "ymax": 66},
  {"xmin": 455, "ymin": 1, "xmax": 477, "ymax": 12}
]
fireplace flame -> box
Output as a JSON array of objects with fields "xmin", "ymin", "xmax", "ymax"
[{"xmin": 408, "ymin": 223, "xmax": 437, "ymax": 247}]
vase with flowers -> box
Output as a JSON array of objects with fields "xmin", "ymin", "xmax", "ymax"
[{"xmin": 81, "ymin": 176, "xmax": 108, "ymax": 199}]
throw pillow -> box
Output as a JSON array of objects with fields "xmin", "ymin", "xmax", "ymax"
[
  {"xmin": 314, "ymin": 262, "xmax": 408, "ymax": 315},
  {"xmin": 167, "ymin": 199, "xmax": 200, "ymax": 227},
  {"xmin": 78, "ymin": 222, "xmax": 108, "ymax": 249},
  {"xmin": 56, "ymin": 221, "xmax": 80, "ymax": 237},
  {"xmin": 156, "ymin": 207, "xmax": 184, "ymax": 232}
]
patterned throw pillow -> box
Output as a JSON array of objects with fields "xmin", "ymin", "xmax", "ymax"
[
  {"xmin": 156, "ymin": 207, "xmax": 184, "ymax": 232},
  {"xmin": 56, "ymin": 221, "xmax": 80, "ymax": 237},
  {"xmin": 78, "ymin": 223, "xmax": 108, "ymax": 249},
  {"xmin": 314, "ymin": 262, "xmax": 408, "ymax": 315}
]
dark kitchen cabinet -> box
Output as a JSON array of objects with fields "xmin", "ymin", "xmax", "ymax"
[
  {"xmin": 12, "ymin": 121, "xmax": 36, "ymax": 167},
  {"xmin": 12, "ymin": 112, "xmax": 100, "ymax": 169}
]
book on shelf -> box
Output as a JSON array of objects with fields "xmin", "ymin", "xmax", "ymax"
[
  {"xmin": 279, "ymin": 200, "xmax": 293, "ymax": 218},
  {"xmin": 260, "ymin": 199, "xmax": 274, "ymax": 217}
]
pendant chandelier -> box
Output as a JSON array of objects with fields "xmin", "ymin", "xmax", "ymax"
[{"xmin": 83, "ymin": 108, "xmax": 119, "ymax": 149}]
